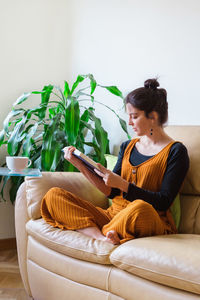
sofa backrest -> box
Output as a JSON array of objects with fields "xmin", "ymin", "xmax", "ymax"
[
  {"xmin": 25, "ymin": 126, "xmax": 200, "ymax": 234},
  {"xmin": 164, "ymin": 126, "xmax": 200, "ymax": 234},
  {"xmin": 25, "ymin": 172, "xmax": 108, "ymax": 220}
]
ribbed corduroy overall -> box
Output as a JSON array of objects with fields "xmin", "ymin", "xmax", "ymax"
[{"xmin": 41, "ymin": 139, "xmax": 177, "ymax": 244}]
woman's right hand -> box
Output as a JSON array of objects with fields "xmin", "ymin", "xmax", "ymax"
[{"xmin": 63, "ymin": 146, "xmax": 76, "ymax": 162}]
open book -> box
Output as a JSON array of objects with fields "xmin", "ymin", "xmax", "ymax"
[{"xmin": 72, "ymin": 149, "xmax": 102, "ymax": 177}]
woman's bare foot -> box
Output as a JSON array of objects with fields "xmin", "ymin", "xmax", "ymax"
[
  {"xmin": 105, "ymin": 230, "xmax": 120, "ymax": 245},
  {"xmin": 76, "ymin": 227, "xmax": 120, "ymax": 245}
]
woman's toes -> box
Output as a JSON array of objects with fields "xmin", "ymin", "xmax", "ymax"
[{"xmin": 106, "ymin": 230, "xmax": 120, "ymax": 245}]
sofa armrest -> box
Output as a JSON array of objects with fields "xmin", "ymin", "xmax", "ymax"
[
  {"xmin": 15, "ymin": 171, "xmax": 108, "ymax": 296},
  {"xmin": 15, "ymin": 182, "xmax": 32, "ymax": 297},
  {"xmin": 25, "ymin": 171, "xmax": 108, "ymax": 220}
]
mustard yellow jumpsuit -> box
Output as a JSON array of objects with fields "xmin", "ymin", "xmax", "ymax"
[{"xmin": 41, "ymin": 139, "xmax": 177, "ymax": 244}]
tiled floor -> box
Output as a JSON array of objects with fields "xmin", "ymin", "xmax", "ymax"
[{"xmin": 0, "ymin": 249, "xmax": 30, "ymax": 300}]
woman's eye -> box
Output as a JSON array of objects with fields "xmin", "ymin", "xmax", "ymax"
[{"xmin": 128, "ymin": 114, "xmax": 138, "ymax": 121}]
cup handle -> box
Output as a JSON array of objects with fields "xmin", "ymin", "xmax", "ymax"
[{"xmin": 28, "ymin": 159, "xmax": 32, "ymax": 167}]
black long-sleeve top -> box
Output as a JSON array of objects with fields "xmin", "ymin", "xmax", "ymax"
[{"xmin": 108, "ymin": 141, "xmax": 189, "ymax": 211}]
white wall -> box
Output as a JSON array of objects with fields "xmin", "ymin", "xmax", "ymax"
[
  {"xmin": 0, "ymin": 0, "xmax": 200, "ymax": 238},
  {"xmin": 0, "ymin": 0, "xmax": 73, "ymax": 239},
  {"xmin": 68, "ymin": 0, "xmax": 200, "ymax": 125}
]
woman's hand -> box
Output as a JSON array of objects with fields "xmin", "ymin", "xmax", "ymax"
[
  {"xmin": 94, "ymin": 163, "xmax": 129, "ymax": 193},
  {"xmin": 63, "ymin": 146, "xmax": 76, "ymax": 162},
  {"xmin": 62, "ymin": 145, "xmax": 90, "ymax": 173},
  {"xmin": 62, "ymin": 147, "xmax": 112, "ymax": 197}
]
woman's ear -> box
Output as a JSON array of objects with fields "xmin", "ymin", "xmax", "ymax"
[{"xmin": 148, "ymin": 111, "xmax": 159, "ymax": 123}]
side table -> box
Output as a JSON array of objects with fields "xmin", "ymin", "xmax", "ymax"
[{"xmin": 0, "ymin": 167, "xmax": 42, "ymax": 177}]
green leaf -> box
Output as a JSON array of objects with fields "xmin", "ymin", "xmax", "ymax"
[
  {"xmin": 119, "ymin": 117, "xmax": 131, "ymax": 139},
  {"xmin": 49, "ymin": 143, "xmax": 63, "ymax": 171},
  {"xmin": 65, "ymin": 99, "xmax": 80, "ymax": 145},
  {"xmin": 41, "ymin": 85, "xmax": 54, "ymax": 104},
  {"xmin": 7, "ymin": 115, "xmax": 27, "ymax": 155},
  {"xmin": 70, "ymin": 75, "xmax": 85, "ymax": 95},
  {"xmin": 80, "ymin": 120, "xmax": 95, "ymax": 135},
  {"xmin": 76, "ymin": 91, "xmax": 95, "ymax": 103},
  {"xmin": 83, "ymin": 141, "xmax": 101, "ymax": 159},
  {"xmin": 89, "ymin": 74, "xmax": 97, "ymax": 95},
  {"xmin": 63, "ymin": 160, "xmax": 77, "ymax": 172},
  {"xmin": 101, "ymin": 85, "xmax": 124, "ymax": 99},
  {"xmin": 22, "ymin": 123, "xmax": 38, "ymax": 156},
  {"xmin": 32, "ymin": 91, "xmax": 45, "ymax": 94},
  {"xmin": 3, "ymin": 109, "xmax": 24, "ymax": 133},
  {"xmin": 75, "ymin": 109, "xmax": 90, "ymax": 151},
  {"xmin": 73, "ymin": 74, "xmax": 96, "ymax": 97},
  {"xmin": 38, "ymin": 85, "xmax": 54, "ymax": 120},
  {"xmin": 13, "ymin": 93, "xmax": 31, "ymax": 106},
  {"xmin": 64, "ymin": 81, "xmax": 70, "ymax": 98},
  {"xmin": 54, "ymin": 86, "xmax": 66, "ymax": 103},
  {"xmin": 48, "ymin": 107, "xmax": 56, "ymax": 119},
  {"xmin": 89, "ymin": 99, "xmax": 130, "ymax": 139},
  {"xmin": 41, "ymin": 114, "xmax": 63, "ymax": 171},
  {"xmin": 0, "ymin": 129, "xmax": 4, "ymax": 146},
  {"xmin": 88, "ymin": 110, "xmax": 110, "ymax": 164},
  {"xmin": 79, "ymin": 109, "xmax": 90, "ymax": 132},
  {"xmin": 27, "ymin": 106, "xmax": 46, "ymax": 119},
  {"xmin": 30, "ymin": 146, "xmax": 42, "ymax": 169}
]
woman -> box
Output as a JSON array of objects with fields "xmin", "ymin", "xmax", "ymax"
[{"xmin": 41, "ymin": 78, "xmax": 189, "ymax": 245}]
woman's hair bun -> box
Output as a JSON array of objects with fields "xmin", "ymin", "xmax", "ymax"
[{"xmin": 144, "ymin": 78, "xmax": 160, "ymax": 90}]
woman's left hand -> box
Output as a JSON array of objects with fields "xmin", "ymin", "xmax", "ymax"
[{"xmin": 94, "ymin": 164, "xmax": 129, "ymax": 192}]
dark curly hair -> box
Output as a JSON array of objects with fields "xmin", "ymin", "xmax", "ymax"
[{"xmin": 125, "ymin": 79, "xmax": 168, "ymax": 125}]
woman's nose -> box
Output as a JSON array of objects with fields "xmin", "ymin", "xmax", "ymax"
[{"xmin": 129, "ymin": 118, "xmax": 133, "ymax": 125}]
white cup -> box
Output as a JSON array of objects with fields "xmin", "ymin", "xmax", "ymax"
[{"xmin": 6, "ymin": 156, "xmax": 32, "ymax": 173}]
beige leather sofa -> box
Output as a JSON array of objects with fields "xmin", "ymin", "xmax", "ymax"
[{"xmin": 15, "ymin": 126, "xmax": 200, "ymax": 300}]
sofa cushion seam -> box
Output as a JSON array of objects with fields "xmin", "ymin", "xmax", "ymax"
[{"xmin": 105, "ymin": 265, "xmax": 113, "ymax": 292}]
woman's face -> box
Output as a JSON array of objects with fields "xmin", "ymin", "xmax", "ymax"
[{"xmin": 126, "ymin": 103, "xmax": 153, "ymax": 136}]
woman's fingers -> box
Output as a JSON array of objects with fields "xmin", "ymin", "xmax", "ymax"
[
  {"xmin": 94, "ymin": 164, "xmax": 114, "ymax": 185},
  {"xmin": 94, "ymin": 168, "xmax": 105, "ymax": 178},
  {"xmin": 63, "ymin": 146, "xmax": 76, "ymax": 160},
  {"xmin": 96, "ymin": 163, "xmax": 107, "ymax": 173}
]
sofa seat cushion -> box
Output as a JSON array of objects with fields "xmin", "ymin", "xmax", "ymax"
[
  {"xmin": 26, "ymin": 219, "xmax": 116, "ymax": 265},
  {"xmin": 110, "ymin": 234, "xmax": 200, "ymax": 295}
]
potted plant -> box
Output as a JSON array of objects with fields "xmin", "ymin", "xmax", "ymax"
[{"xmin": 0, "ymin": 74, "xmax": 130, "ymax": 203}]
